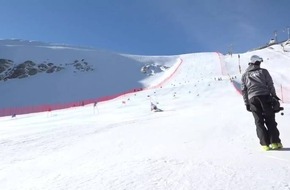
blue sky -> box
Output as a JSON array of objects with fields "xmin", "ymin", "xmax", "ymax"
[{"xmin": 0, "ymin": 0, "xmax": 289, "ymax": 55}]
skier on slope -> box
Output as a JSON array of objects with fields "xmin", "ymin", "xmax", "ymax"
[
  {"xmin": 151, "ymin": 102, "xmax": 163, "ymax": 112},
  {"xmin": 241, "ymin": 55, "xmax": 283, "ymax": 151}
]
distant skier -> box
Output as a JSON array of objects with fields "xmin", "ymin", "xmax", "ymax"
[
  {"xmin": 151, "ymin": 102, "xmax": 163, "ymax": 112},
  {"xmin": 241, "ymin": 55, "xmax": 283, "ymax": 151}
]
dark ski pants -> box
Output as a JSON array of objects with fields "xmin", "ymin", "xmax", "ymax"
[{"xmin": 249, "ymin": 95, "xmax": 281, "ymax": 146}]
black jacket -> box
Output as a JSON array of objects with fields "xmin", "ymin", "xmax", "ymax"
[{"xmin": 241, "ymin": 64, "xmax": 277, "ymax": 105}]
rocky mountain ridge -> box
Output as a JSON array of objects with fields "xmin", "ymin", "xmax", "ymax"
[{"xmin": 0, "ymin": 58, "xmax": 94, "ymax": 81}]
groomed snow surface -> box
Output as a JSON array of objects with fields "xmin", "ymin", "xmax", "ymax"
[{"xmin": 1, "ymin": 42, "xmax": 290, "ymax": 190}]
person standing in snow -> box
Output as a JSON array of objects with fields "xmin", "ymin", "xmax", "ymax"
[{"xmin": 241, "ymin": 55, "xmax": 283, "ymax": 151}]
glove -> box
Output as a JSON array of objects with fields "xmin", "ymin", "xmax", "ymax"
[
  {"xmin": 246, "ymin": 104, "xmax": 251, "ymax": 112},
  {"xmin": 273, "ymin": 95, "xmax": 280, "ymax": 101}
]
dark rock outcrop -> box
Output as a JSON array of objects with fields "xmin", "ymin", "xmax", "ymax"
[{"xmin": 0, "ymin": 58, "xmax": 94, "ymax": 81}]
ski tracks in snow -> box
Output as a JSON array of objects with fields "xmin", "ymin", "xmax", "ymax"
[
  {"xmin": 82, "ymin": 155, "xmax": 290, "ymax": 190},
  {"xmin": 72, "ymin": 158, "xmax": 240, "ymax": 190}
]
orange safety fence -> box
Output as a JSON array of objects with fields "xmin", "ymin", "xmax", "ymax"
[{"xmin": 0, "ymin": 88, "xmax": 143, "ymax": 117}]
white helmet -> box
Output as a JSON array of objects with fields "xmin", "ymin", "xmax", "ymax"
[{"xmin": 250, "ymin": 55, "xmax": 263, "ymax": 64}]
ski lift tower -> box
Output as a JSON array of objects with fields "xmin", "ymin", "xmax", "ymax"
[
  {"xmin": 228, "ymin": 44, "xmax": 233, "ymax": 56},
  {"xmin": 283, "ymin": 27, "xmax": 290, "ymax": 40},
  {"xmin": 273, "ymin": 30, "xmax": 278, "ymax": 43}
]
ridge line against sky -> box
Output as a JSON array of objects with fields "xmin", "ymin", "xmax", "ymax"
[{"xmin": 0, "ymin": 0, "xmax": 290, "ymax": 55}]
